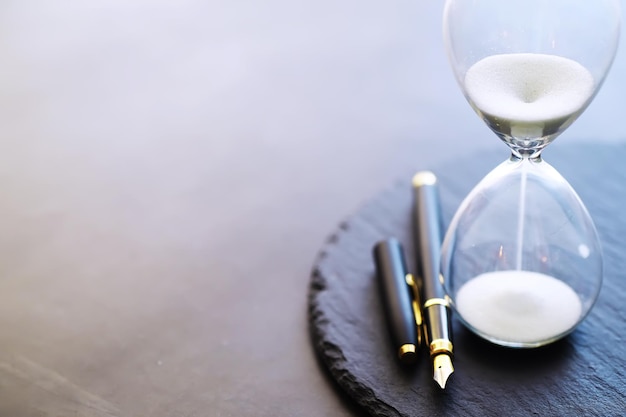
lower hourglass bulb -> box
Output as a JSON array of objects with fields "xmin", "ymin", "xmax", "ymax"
[{"xmin": 440, "ymin": 156, "xmax": 602, "ymax": 348}]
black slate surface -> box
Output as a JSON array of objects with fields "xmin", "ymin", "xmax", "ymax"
[{"xmin": 308, "ymin": 142, "xmax": 626, "ymax": 417}]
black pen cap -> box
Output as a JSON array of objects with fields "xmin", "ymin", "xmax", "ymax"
[{"xmin": 373, "ymin": 238, "xmax": 422, "ymax": 364}]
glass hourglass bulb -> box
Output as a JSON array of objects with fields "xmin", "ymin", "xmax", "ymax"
[{"xmin": 440, "ymin": 0, "xmax": 621, "ymax": 347}]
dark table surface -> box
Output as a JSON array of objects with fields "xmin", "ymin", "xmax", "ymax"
[{"xmin": 0, "ymin": 2, "xmax": 625, "ymax": 416}]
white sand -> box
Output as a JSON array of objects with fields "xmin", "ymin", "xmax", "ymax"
[
  {"xmin": 455, "ymin": 270, "xmax": 582, "ymax": 344},
  {"xmin": 464, "ymin": 53, "xmax": 594, "ymax": 135}
]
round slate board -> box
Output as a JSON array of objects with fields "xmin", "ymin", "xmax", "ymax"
[{"xmin": 308, "ymin": 142, "xmax": 626, "ymax": 417}]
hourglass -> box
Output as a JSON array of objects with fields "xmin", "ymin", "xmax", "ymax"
[{"xmin": 440, "ymin": 0, "xmax": 621, "ymax": 347}]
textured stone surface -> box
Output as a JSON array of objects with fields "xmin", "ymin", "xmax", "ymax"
[{"xmin": 309, "ymin": 142, "xmax": 626, "ymax": 417}]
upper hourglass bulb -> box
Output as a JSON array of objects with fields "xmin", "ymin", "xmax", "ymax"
[
  {"xmin": 440, "ymin": 0, "xmax": 621, "ymax": 347},
  {"xmin": 444, "ymin": 0, "xmax": 621, "ymax": 158}
]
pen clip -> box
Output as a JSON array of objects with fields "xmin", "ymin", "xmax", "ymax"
[{"xmin": 405, "ymin": 273, "xmax": 424, "ymax": 347}]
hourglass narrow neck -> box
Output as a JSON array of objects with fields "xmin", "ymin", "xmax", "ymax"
[
  {"xmin": 510, "ymin": 150, "xmax": 543, "ymax": 163},
  {"xmin": 500, "ymin": 131, "xmax": 554, "ymax": 160}
]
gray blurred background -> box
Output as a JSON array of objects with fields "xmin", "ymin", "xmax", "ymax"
[{"xmin": 0, "ymin": 1, "xmax": 623, "ymax": 416}]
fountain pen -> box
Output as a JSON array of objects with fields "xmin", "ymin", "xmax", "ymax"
[{"xmin": 412, "ymin": 171, "xmax": 454, "ymax": 389}]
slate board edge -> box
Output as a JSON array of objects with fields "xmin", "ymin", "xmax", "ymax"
[{"xmin": 307, "ymin": 181, "xmax": 409, "ymax": 417}]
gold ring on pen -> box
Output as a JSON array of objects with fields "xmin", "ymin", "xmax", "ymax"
[{"xmin": 424, "ymin": 298, "xmax": 449, "ymax": 309}]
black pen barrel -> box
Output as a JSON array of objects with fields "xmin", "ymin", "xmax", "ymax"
[
  {"xmin": 413, "ymin": 173, "xmax": 445, "ymax": 302},
  {"xmin": 412, "ymin": 171, "xmax": 453, "ymax": 351},
  {"xmin": 373, "ymin": 238, "xmax": 419, "ymax": 361}
]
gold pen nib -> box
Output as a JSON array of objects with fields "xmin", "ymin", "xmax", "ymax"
[{"xmin": 433, "ymin": 354, "xmax": 454, "ymax": 389}]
